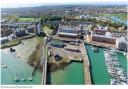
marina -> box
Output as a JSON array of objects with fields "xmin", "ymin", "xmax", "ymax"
[
  {"xmin": 0, "ymin": 2, "xmax": 127, "ymax": 86},
  {"xmin": 85, "ymin": 44, "xmax": 127, "ymax": 85},
  {"xmin": 104, "ymin": 49, "xmax": 127, "ymax": 85}
]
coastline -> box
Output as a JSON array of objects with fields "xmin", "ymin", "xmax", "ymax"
[{"xmin": 1, "ymin": 37, "xmax": 42, "ymax": 62}]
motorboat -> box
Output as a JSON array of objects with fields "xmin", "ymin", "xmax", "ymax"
[
  {"xmin": 110, "ymin": 79, "xmax": 117, "ymax": 85},
  {"xmin": 112, "ymin": 57, "xmax": 118, "ymax": 60},
  {"xmin": 116, "ymin": 67, "xmax": 124, "ymax": 72},
  {"xmin": 108, "ymin": 70, "xmax": 115, "ymax": 74},
  {"xmin": 107, "ymin": 67, "xmax": 113, "ymax": 70},
  {"xmin": 1, "ymin": 64, "xmax": 7, "ymax": 68}
]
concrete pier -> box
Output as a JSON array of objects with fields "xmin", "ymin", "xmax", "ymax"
[
  {"xmin": 41, "ymin": 39, "xmax": 48, "ymax": 85},
  {"xmin": 80, "ymin": 43, "xmax": 91, "ymax": 85},
  {"xmin": 88, "ymin": 41, "xmax": 116, "ymax": 48}
]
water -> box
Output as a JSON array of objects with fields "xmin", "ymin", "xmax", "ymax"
[
  {"xmin": 1, "ymin": 52, "xmax": 42, "ymax": 85},
  {"xmin": 117, "ymin": 52, "xmax": 127, "ymax": 73},
  {"xmin": 48, "ymin": 61, "xmax": 84, "ymax": 85},
  {"xmin": 106, "ymin": 16, "xmax": 127, "ymax": 25},
  {"xmin": 85, "ymin": 44, "xmax": 128, "ymax": 84},
  {"xmin": 85, "ymin": 44, "xmax": 110, "ymax": 84}
]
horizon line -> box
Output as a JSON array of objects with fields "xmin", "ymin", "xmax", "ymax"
[{"xmin": 1, "ymin": 2, "xmax": 127, "ymax": 9}]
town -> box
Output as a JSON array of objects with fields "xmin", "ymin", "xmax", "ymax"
[{"xmin": 1, "ymin": 3, "xmax": 127, "ymax": 85}]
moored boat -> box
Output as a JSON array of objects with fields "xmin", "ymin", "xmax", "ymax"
[
  {"xmin": 28, "ymin": 77, "xmax": 33, "ymax": 81},
  {"xmin": 1, "ymin": 64, "xmax": 7, "ymax": 68},
  {"xmin": 15, "ymin": 77, "xmax": 20, "ymax": 82}
]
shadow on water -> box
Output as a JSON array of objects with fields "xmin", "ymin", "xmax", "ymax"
[
  {"xmin": 46, "ymin": 63, "xmax": 51, "ymax": 84},
  {"xmin": 89, "ymin": 64, "xmax": 94, "ymax": 84},
  {"xmin": 69, "ymin": 60, "xmax": 83, "ymax": 64},
  {"xmin": 84, "ymin": 44, "xmax": 94, "ymax": 84}
]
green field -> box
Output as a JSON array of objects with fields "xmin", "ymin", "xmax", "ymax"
[{"xmin": 19, "ymin": 17, "xmax": 35, "ymax": 22}]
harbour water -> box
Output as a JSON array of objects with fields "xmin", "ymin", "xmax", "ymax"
[
  {"xmin": 1, "ymin": 52, "xmax": 42, "ymax": 85},
  {"xmin": 85, "ymin": 44, "xmax": 110, "ymax": 84},
  {"xmin": 85, "ymin": 44, "xmax": 127, "ymax": 85},
  {"xmin": 117, "ymin": 52, "xmax": 127, "ymax": 73},
  {"xmin": 47, "ymin": 61, "xmax": 84, "ymax": 85},
  {"xmin": 1, "ymin": 44, "xmax": 127, "ymax": 85}
]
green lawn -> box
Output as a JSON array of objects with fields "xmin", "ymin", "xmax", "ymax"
[{"xmin": 19, "ymin": 17, "xmax": 35, "ymax": 22}]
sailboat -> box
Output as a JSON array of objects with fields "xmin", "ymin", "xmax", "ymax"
[
  {"xmin": 27, "ymin": 72, "xmax": 33, "ymax": 81},
  {"xmin": 21, "ymin": 72, "xmax": 26, "ymax": 81},
  {"xmin": 14, "ymin": 73, "xmax": 20, "ymax": 82}
]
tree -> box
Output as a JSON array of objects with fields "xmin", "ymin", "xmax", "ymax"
[
  {"xmin": 91, "ymin": 24, "xmax": 97, "ymax": 30},
  {"xmin": 49, "ymin": 23, "xmax": 54, "ymax": 29}
]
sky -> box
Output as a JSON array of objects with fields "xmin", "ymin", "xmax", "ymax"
[{"xmin": 0, "ymin": 0, "xmax": 127, "ymax": 8}]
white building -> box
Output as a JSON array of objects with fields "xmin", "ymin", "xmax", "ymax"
[
  {"xmin": 116, "ymin": 36, "xmax": 128, "ymax": 52},
  {"xmin": 7, "ymin": 34, "xmax": 16, "ymax": 41},
  {"xmin": 0, "ymin": 37, "xmax": 8, "ymax": 44},
  {"xmin": 105, "ymin": 32, "xmax": 112, "ymax": 38}
]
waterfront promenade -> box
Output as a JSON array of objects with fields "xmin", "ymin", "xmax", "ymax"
[{"xmin": 80, "ymin": 43, "xmax": 91, "ymax": 84}]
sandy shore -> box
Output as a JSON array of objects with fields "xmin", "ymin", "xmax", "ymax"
[{"xmin": 1, "ymin": 37, "xmax": 40, "ymax": 61}]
